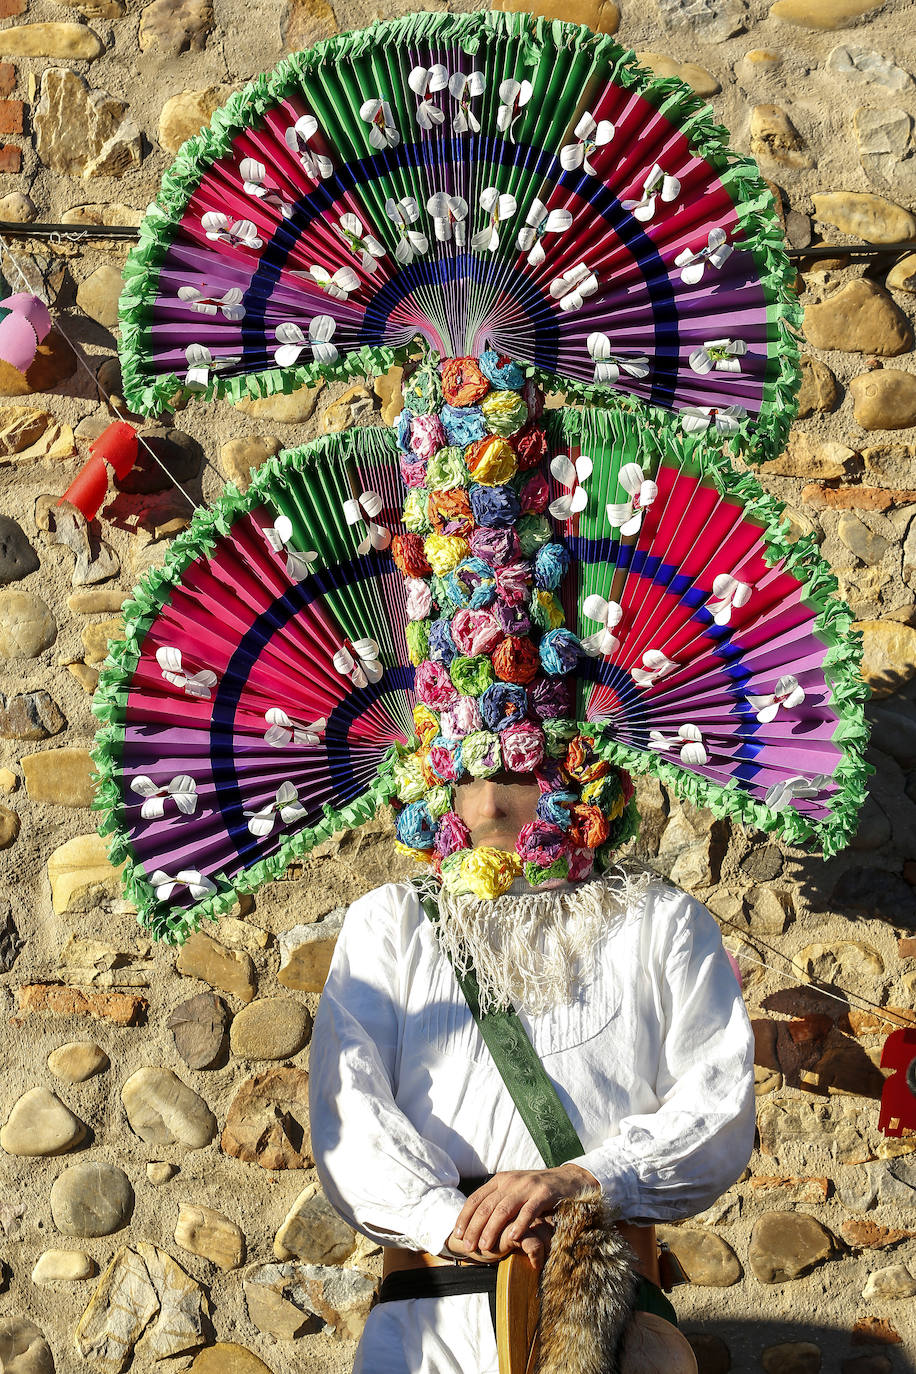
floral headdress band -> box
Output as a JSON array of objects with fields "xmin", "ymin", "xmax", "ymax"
[{"xmin": 388, "ymin": 350, "xmax": 639, "ymax": 900}]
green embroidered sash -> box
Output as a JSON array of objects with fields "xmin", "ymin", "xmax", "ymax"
[{"xmin": 413, "ymin": 880, "xmax": 584, "ymax": 1169}]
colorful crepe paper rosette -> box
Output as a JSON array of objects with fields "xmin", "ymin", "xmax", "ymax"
[{"xmin": 388, "ymin": 350, "xmax": 638, "ymax": 900}]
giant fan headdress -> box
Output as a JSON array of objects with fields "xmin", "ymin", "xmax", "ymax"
[{"xmin": 93, "ymin": 10, "xmax": 870, "ymax": 938}]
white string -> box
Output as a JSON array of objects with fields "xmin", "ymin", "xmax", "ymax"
[
  {"xmin": 0, "ymin": 230, "xmax": 206, "ymax": 515},
  {"xmin": 723, "ymin": 941, "xmax": 914, "ymax": 1034}
]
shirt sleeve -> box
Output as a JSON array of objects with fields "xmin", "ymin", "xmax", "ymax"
[
  {"xmin": 569, "ymin": 883, "xmax": 755, "ymax": 1224},
  {"xmin": 308, "ymin": 883, "xmax": 467, "ymax": 1254}
]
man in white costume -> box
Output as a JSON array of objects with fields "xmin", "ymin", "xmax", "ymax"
[{"xmin": 308, "ymin": 773, "xmax": 756, "ymax": 1374}]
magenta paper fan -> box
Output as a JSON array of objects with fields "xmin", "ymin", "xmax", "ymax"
[{"xmin": 117, "ymin": 9, "xmax": 801, "ymax": 462}]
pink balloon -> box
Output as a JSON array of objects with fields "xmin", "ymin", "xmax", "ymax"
[
  {"xmin": 4, "ymin": 292, "xmax": 51, "ymax": 341},
  {"xmin": 0, "ymin": 313, "xmax": 40, "ymax": 372}
]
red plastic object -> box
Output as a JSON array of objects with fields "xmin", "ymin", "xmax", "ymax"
[
  {"xmin": 89, "ymin": 420, "xmax": 139, "ymax": 478},
  {"xmin": 878, "ymin": 1026, "xmax": 916, "ymax": 1137},
  {"xmin": 58, "ymin": 455, "xmax": 108, "ymax": 521},
  {"xmin": 57, "ymin": 420, "xmax": 139, "ymax": 520}
]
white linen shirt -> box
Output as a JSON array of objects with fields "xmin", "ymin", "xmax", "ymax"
[{"xmin": 308, "ymin": 875, "xmax": 755, "ymax": 1374}]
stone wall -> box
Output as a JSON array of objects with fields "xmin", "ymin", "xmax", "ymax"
[{"xmin": 0, "ymin": 0, "xmax": 914, "ymax": 1370}]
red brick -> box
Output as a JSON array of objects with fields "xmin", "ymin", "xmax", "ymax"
[
  {"xmin": 899, "ymin": 936, "xmax": 916, "ymax": 958},
  {"xmin": 844, "ymin": 1006, "xmax": 916, "ymax": 1036},
  {"xmin": 0, "ymin": 101, "xmax": 23, "ymax": 136},
  {"xmin": 0, "ymin": 0, "xmax": 25, "ymax": 15},
  {"xmin": 749, "ymin": 1175, "xmax": 830, "ymax": 1203},
  {"xmin": 801, "ymin": 483, "xmax": 916, "ymax": 510},
  {"xmin": 0, "ymin": 64, "xmax": 15, "ymax": 98},
  {"xmin": 841, "ymin": 1218, "xmax": 916, "ymax": 1250},
  {"xmin": 852, "ymin": 1319, "xmax": 901, "ymax": 1346},
  {"xmin": 0, "ymin": 145, "xmax": 21, "ymax": 173},
  {"xmin": 17, "ymin": 983, "xmax": 147, "ymax": 1026},
  {"xmin": 752, "ymin": 1017, "xmax": 779, "ymax": 1070}
]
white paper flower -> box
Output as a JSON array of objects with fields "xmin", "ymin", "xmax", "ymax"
[
  {"xmin": 308, "ymin": 265, "xmax": 360, "ymax": 301},
  {"xmin": 471, "ymin": 188, "xmax": 517, "ymax": 253},
  {"xmin": 680, "ymin": 404, "xmax": 748, "ymax": 436},
  {"xmin": 427, "ymin": 192, "xmax": 468, "ymax": 245},
  {"xmin": 334, "ymin": 638, "xmax": 383, "ymax": 689},
  {"xmin": 587, "ymin": 333, "xmax": 650, "ymax": 385},
  {"xmin": 549, "ymin": 263, "xmax": 598, "ymax": 313},
  {"xmin": 150, "ymin": 868, "xmax": 216, "ymax": 901},
  {"xmin": 184, "ymin": 344, "xmax": 236, "ymax": 392},
  {"xmin": 689, "ymin": 337, "xmax": 748, "ymax": 375},
  {"xmin": 631, "ymin": 651, "xmax": 678, "ymax": 690},
  {"xmin": 548, "ymin": 453, "xmax": 592, "ymax": 521},
  {"xmin": 648, "ymin": 723, "xmax": 708, "ymax": 766},
  {"xmin": 496, "ymin": 78, "xmax": 532, "ymax": 142},
  {"xmin": 674, "ymin": 227, "xmax": 733, "ymax": 285},
  {"xmin": 264, "ymin": 708, "xmax": 328, "ymax": 748},
  {"xmin": 262, "ymin": 514, "xmax": 318, "ymax": 580},
  {"xmin": 765, "ymin": 773, "xmax": 831, "ymax": 811},
  {"xmin": 156, "ymin": 646, "xmax": 218, "ymax": 700},
  {"xmin": 244, "ymin": 781, "xmax": 308, "ymax": 837},
  {"xmin": 606, "ymin": 463, "xmax": 659, "ymax": 536},
  {"xmin": 284, "ymin": 114, "xmax": 333, "ymax": 180},
  {"xmin": 343, "ymin": 490, "xmax": 391, "ymax": 554},
  {"xmin": 200, "ymin": 213, "xmax": 263, "ymax": 251},
  {"xmin": 239, "ymin": 158, "xmax": 295, "ymax": 217},
  {"xmin": 335, "ymin": 214, "xmax": 386, "ymax": 272},
  {"xmin": 130, "ymin": 774, "xmax": 198, "ymax": 820},
  {"xmin": 408, "ymin": 65, "xmax": 448, "ymax": 129},
  {"xmin": 621, "ymin": 163, "xmax": 680, "ymax": 222},
  {"xmin": 385, "ymin": 197, "xmax": 429, "ymax": 265},
  {"xmin": 559, "ymin": 112, "xmax": 615, "ymax": 174},
  {"xmin": 359, "ymin": 97, "xmax": 400, "ymax": 149},
  {"xmin": 177, "ymin": 284, "xmax": 245, "ymax": 320},
  {"xmin": 747, "ymin": 675, "xmax": 805, "ymax": 724},
  {"xmin": 706, "ymin": 573, "xmax": 752, "ymax": 626},
  {"xmin": 516, "ymin": 199, "xmax": 573, "ymax": 266},
  {"xmin": 449, "ymin": 71, "xmax": 485, "ymax": 133},
  {"xmin": 580, "ymin": 594, "xmax": 623, "ymax": 657},
  {"xmin": 273, "ymin": 315, "xmax": 338, "ymax": 367}
]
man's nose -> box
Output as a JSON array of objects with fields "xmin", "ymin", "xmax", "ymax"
[{"xmin": 477, "ymin": 780, "xmax": 505, "ymax": 817}]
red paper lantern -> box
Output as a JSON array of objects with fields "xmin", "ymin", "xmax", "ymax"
[{"xmin": 58, "ymin": 420, "xmax": 139, "ymax": 521}]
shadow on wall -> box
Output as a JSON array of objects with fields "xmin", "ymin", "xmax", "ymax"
[
  {"xmin": 789, "ymin": 693, "xmax": 916, "ymax": 931},
  {"xmin": 682, "ymin": 1318, "xmax": 916, "ymax": 1374}
]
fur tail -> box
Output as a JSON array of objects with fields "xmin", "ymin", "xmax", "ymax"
[{"xmin": 534, "ymin": 1188, "xmax": 637, "ymax": 1374}]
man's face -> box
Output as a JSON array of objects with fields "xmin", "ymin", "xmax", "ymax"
[{"xmin": 454, "ymin": 771, "xmax": 540, "ymax": 850}]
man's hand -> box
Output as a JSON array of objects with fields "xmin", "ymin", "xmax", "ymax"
[
  {"xmin": 449, "ymin": 1163, "xmax": 600, "ymax": 1259},
  {"xmin": 445, "ymin": 1218, "xmax": 554, "ymax": 1269}
]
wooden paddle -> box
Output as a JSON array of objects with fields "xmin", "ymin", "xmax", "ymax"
[{"xmin": 496, "ymin": 1252, "xmax": 541, "ymax": 1374}]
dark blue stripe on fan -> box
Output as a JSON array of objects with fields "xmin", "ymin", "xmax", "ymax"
[
  {"xmin": 211, "ymin": 555, "xmax": 414, "ymax": 865},
  {"xmin": 239, "ymin": 135, "xmax": 679, "ymax": 403}
]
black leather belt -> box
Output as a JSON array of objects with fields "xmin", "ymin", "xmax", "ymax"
[{"xmin": 377, "ymin": 1265, "xmax": 498, "ymax": 1333}]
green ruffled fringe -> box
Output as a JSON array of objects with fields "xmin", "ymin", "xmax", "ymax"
[
  {"xmin": 548, "ymin": 407, "xmax": 872, "ymax": 858},
  {"xmin": 116, "ymin": 8, "xmax": 801, "ymax": 465},
  {"xmin": 90, "ymin": 430, "xmax": 403, "ymax": 944}
]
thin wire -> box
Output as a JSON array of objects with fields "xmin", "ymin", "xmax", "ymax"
[
  {"xmin": 0, "ymin": 231, "xmax": 213, "ymax": 515},
  {"xmin": 5, "ymin": 221, "xmax": 916, "ymax": 262},
  {"xmin": 722, "ymin": 944, "xmax": 913, "ymax": 1034},
  {"xmin": 719, "ymin": 914, "xmax": 916, "ymax": 1031}
]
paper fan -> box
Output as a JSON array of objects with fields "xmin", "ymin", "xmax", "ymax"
[
  {"xmin": 549, "ymin": 407, "xmax": 870, "ymax": 856},
  {"xmin": 117, "ymin": 9, "xmax": 800, "ymax": 461},
  {"xmin": 92, "ymin": 432, "xmax": 412, "ymax": 940}
]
